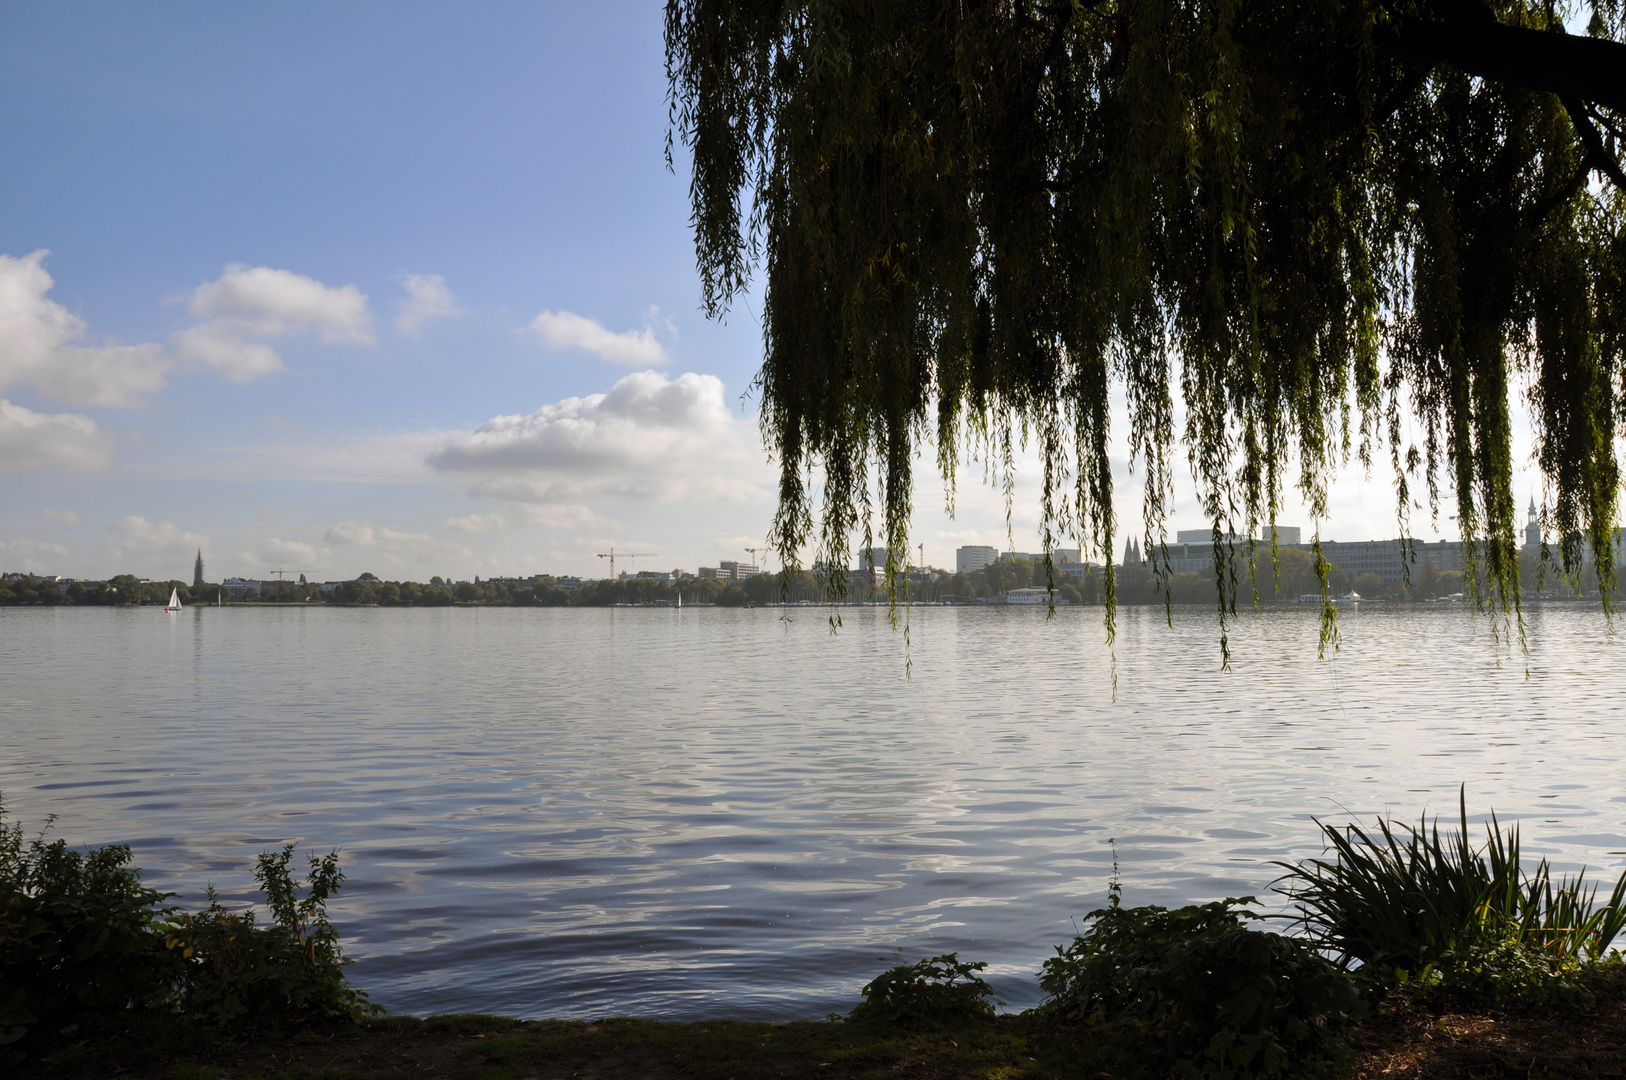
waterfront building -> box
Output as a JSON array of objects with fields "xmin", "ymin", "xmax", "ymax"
[
  {"xmin": 1525, "ymin": 498, "xmax": 1542, "ymax": 549},
  {"xmin": 1317, "ymin": 539, "xmax": 1464, "ymax": 584},
  {"xmin": 998, "ymin": 548, "xmax": 1082, "ymax": 565},
  {"xmin": 223, "ymin": 577, "xmax": 258, "ymax": 600},
  {"xmin": 1174, "ymin": 528, "xmax": 1250, "ymax": 544},
  {"xmin": 955, "ymin": 545, "xmax": 999, "ymax": 573}
]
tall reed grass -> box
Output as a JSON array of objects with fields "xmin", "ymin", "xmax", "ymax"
[{"xmin": 1278, "ymin": 788, "xmax": 1626, "ymax": 981}]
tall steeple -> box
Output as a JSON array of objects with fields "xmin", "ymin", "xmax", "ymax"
[
  {"xmin": 1525, "ymin": 498, "xmax": 1541, "ymax": 549},
  {"xmin": 193, "ymin": 548, "xmax": 205, "ymax": 587}
]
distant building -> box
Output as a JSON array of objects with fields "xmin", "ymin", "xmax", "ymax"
[
  {"xmin": 1317, "ymin": 539, "xmax": 1464, "ymax": 584},
  {"xmin": 1525, "ymin": 498, "xmax": 1542, "ymax": 549},
  {"xmin": 999, "ymin": 549, "xmax": 1081, "ymax": 566},
  {"xmin": 956, "ymin": 545, "xmax": 998, "ymax": 573},
  {"xmin": 193, "ymin": 549, "xmax": 205, "ymax": 586},
  {"xmin": 223, "ymin": 577, "xmax": 258, "ymax": 600},
  {"xmin": 1121, "ymin": 537, "xmax": 1143, "ymax": 567},
  {"xmin": 1175, "ymin": 528, "xmax": 1251, "ymax": 545},
  {"xmin": 1267, "ymin": 526, "xmax": 1302, "ymax": 546}
]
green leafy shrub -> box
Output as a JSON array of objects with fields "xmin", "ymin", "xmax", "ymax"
[
  {"xmin": 0, "ymin": 796, "xmax": 372, "ymax": 1065},
  {"xmin": 0, "ymin": 801, "xmax": 175, "ymax": 1065},
  {"xmin": 850, "ymin": 953, "xmax": 995, "ymax": 1026},
  {"xmin": 162, "ymin": 845, "xmax": 374, "ymax": 1025},
  {"xmin": 1038, "ymin": 895, "xmax": 1360, "ymax": 1079},
  {"xmin": 1277, "ymin": 787, "xmax": 1626, "ymax": 1004}
]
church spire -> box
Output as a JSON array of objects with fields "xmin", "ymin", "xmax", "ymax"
[{"xmin": 193, "ymin": 548, "xmax": 205, "ymax": 587}]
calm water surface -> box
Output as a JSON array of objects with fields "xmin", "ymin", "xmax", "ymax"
[{"xmin": 1, "ymin": 604, "xmax": 1622, "ymax": 1017}]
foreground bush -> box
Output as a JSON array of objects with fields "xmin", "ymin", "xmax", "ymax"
[
  {"xmin": 0, "ymin": 797, "xmax": 372, "ymax": 1066},
  {"xmin": 1278, "ymin": 787, "xmax": 1626, "ymax": 1004},
  {"xmin": 849, "ymin": 953, "xmax": 995, "ymax": 1027},
  {"xmin": 1037, "ymin": 891, "xmax": 1360, "ymax": 1079}
]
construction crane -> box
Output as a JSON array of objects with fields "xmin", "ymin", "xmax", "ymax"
[
  {"xmin": 597, "ymin": 548, "xmax": 658, "ymax": 581},
  {"xmin": 268, "ymin": 569, "xmax": 310, "ymax": 582},
  {"xmin": 743, "ymin": 544, "xmax": 771, "ymax": 574}
]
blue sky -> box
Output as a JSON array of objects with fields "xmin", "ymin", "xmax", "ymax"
[{"xmin": 0, "ymin": 2, "xmax": 1513, "ymax": 583}]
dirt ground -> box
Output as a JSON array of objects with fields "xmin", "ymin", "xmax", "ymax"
[{"xmin": 19, "ymin": 994, "xmax": 1626, "ymax": 1080}]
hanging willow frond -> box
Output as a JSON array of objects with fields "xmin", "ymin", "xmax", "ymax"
[{"xmin": 665, "ymin": 0, "xmax": 1626, "ymax": 660}]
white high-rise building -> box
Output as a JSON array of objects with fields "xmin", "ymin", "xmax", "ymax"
[{"xmin": 956, "ymin": 545, "xmax": 999, "ymax": 573}]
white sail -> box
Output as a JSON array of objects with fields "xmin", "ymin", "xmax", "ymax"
[{"xmin": 167, "ymin": 587, "xmax": 182, "ymax": 611}]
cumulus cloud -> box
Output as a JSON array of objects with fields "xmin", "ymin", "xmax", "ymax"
[
  {"xmin": 426, "ymin": 370, "xmax": 767, "ymax": 504},
  {"xmin": 0, "ymin": 250, "xmax": 378, "ymax": 411},
  {"xmin": 0, "ymin": 398, "xmax": 115, "ymax": 472},
  {"xmin": 106, "ymin": 516, "xmax": 209, "ymax": 572},
  {"xmin": 442, "ymin": 504, "xmax": 614, "ymax": 533},
  {"xmin": 318, "ymin": 520, "xmax": 472, "ymax": 575},
  {"xmin": 258, "ymin": 538, "xmax": 323, "ymax": 567},
  {"xmin": 526, "ymin": 310, "xmax": 666, "ymax": 367},
  {"xmin": 0, "ymin": 251, "xmax": 172, "ymax": 406},
  {"xmin": 172, "ymin": 265, "xmax": 373, "ymax": 381},
  {"xmin": 323, "ymin": 521, "xmax": 439, "ymax": 548},
  {"xmin": 396, "ymin": 274, "xmax": 463, "ymax": 334},
  {"xmin": 0, "ymin": 537, "xmax": 72, "ymax": 570},
  {"xmin": 441, "ymin": 513, "xmax": 505, "ymax": 533}
]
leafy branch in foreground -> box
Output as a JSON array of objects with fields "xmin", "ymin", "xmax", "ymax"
[{"xmin": 666, "ymin": 0, "xmax": 1626, "ymax": 660}]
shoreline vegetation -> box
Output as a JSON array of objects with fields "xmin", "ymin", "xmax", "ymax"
[
  {"xmin": 8, "ymin": 793, "xmax": 1626, "ymax": 1078},
  {"xmin": 4, "ymin": 546, "xmax": 1620, "ymax": 610}
]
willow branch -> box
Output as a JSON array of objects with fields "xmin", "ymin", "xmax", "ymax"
[{"xmin": 1389, "ymin": 8, "xmax": 1626, "ymax": 114}]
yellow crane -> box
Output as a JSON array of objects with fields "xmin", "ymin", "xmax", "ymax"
[{"xmin": 597, "ymin": 548, "xmax": 658, "ymax": 581}]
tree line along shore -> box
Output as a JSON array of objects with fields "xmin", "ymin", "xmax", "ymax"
[{"xmin": 3, "ymin": 544, "xmax": 1620, "ymax": 610}]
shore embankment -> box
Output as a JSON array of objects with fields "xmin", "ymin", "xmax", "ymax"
[{"xmin": 19, "ymin": 997, "xmax": 1626, "ymax": 1080}]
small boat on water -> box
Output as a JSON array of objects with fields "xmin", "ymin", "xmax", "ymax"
[{"xmin": 166, "ymin": 587, "xmax": 183, "ymax": 612}]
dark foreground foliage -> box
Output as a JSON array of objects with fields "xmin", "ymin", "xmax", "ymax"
[
  {"xmin": 0, "ymin": 797, "xmax": 372, "ymax": 1068},
  {"xmin": 850, "ymin": 953, "xmax": 996, "ymax": 1027},
  {"xmin": 1280, "ymin": 787, "xmax": 1626, "ymax": 1008},
  {"xmin": 1038, "ymin": 895, "xmax": 1360, "ymax": 1079}
]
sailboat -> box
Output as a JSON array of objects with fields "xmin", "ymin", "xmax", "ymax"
[{"xmin": 166, "ymin": 587, "xmax": 183, "ymax": 612}]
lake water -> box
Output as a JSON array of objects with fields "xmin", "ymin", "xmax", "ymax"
[{"xmin": 1, "ymin": 603, "xmax": 1623, "ymax": 1018}]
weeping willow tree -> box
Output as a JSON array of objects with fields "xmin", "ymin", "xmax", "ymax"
[{"xmin": 665, "ymin": 0, "xmax": 1626, "ymax": 655}]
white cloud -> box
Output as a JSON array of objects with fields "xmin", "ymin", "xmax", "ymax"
[
  {"xmin": 0, "ymin": 398, "xmax": 115, "ymax": 472},
  {"xmin": 441, "ymin": 513, "xmax": 505, "ymax": 533},
  {"xmin": 258, "ymin": 538, "xmax": 324, "ymax": 567},
  {"xmin": 106, "ymin": 516, "xmax": 209, "ymax": 574},
  {"xmin": 0, "ymin": 537, "xmax": 72, "ymax": 571},
  {"xmin": 426, "ymin": 369, "xmax": 767, "ymax": 504},
  {"xmin": 397, "ymin": 274, "xmax": 463, "ymax": 334},
  {"xmin": 318, "ymin": 520, "xmax": 472, "ymax": 576},
  {"xmin": 442, "ymin": 504, "xmax": 615, "ymax": 533},
  {"xmin": 526, "ymin": 310, "xmax": 667, "ymax": 367},
  {"xmin": 0, "ymin": 250, "xmax": 172, "ymax": 406},
  {"xmin": 172, "ymin": 265, "xmax": 373, "ymax": 381},
  {"xmin": 323, "ymin": 521, "xmax": 439, "ymax": 548},
  {"xmin": 325, "ymin": 521, "xmax": 381, "ymax": 546},
  {"xmin": 30, "ymin": 508, "xmax": 84, "ymax": 526}
]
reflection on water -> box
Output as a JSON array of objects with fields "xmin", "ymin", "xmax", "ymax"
[{"xmin": 1, "ymin": 604, "xmax": 1622, "ymax": 1017}]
